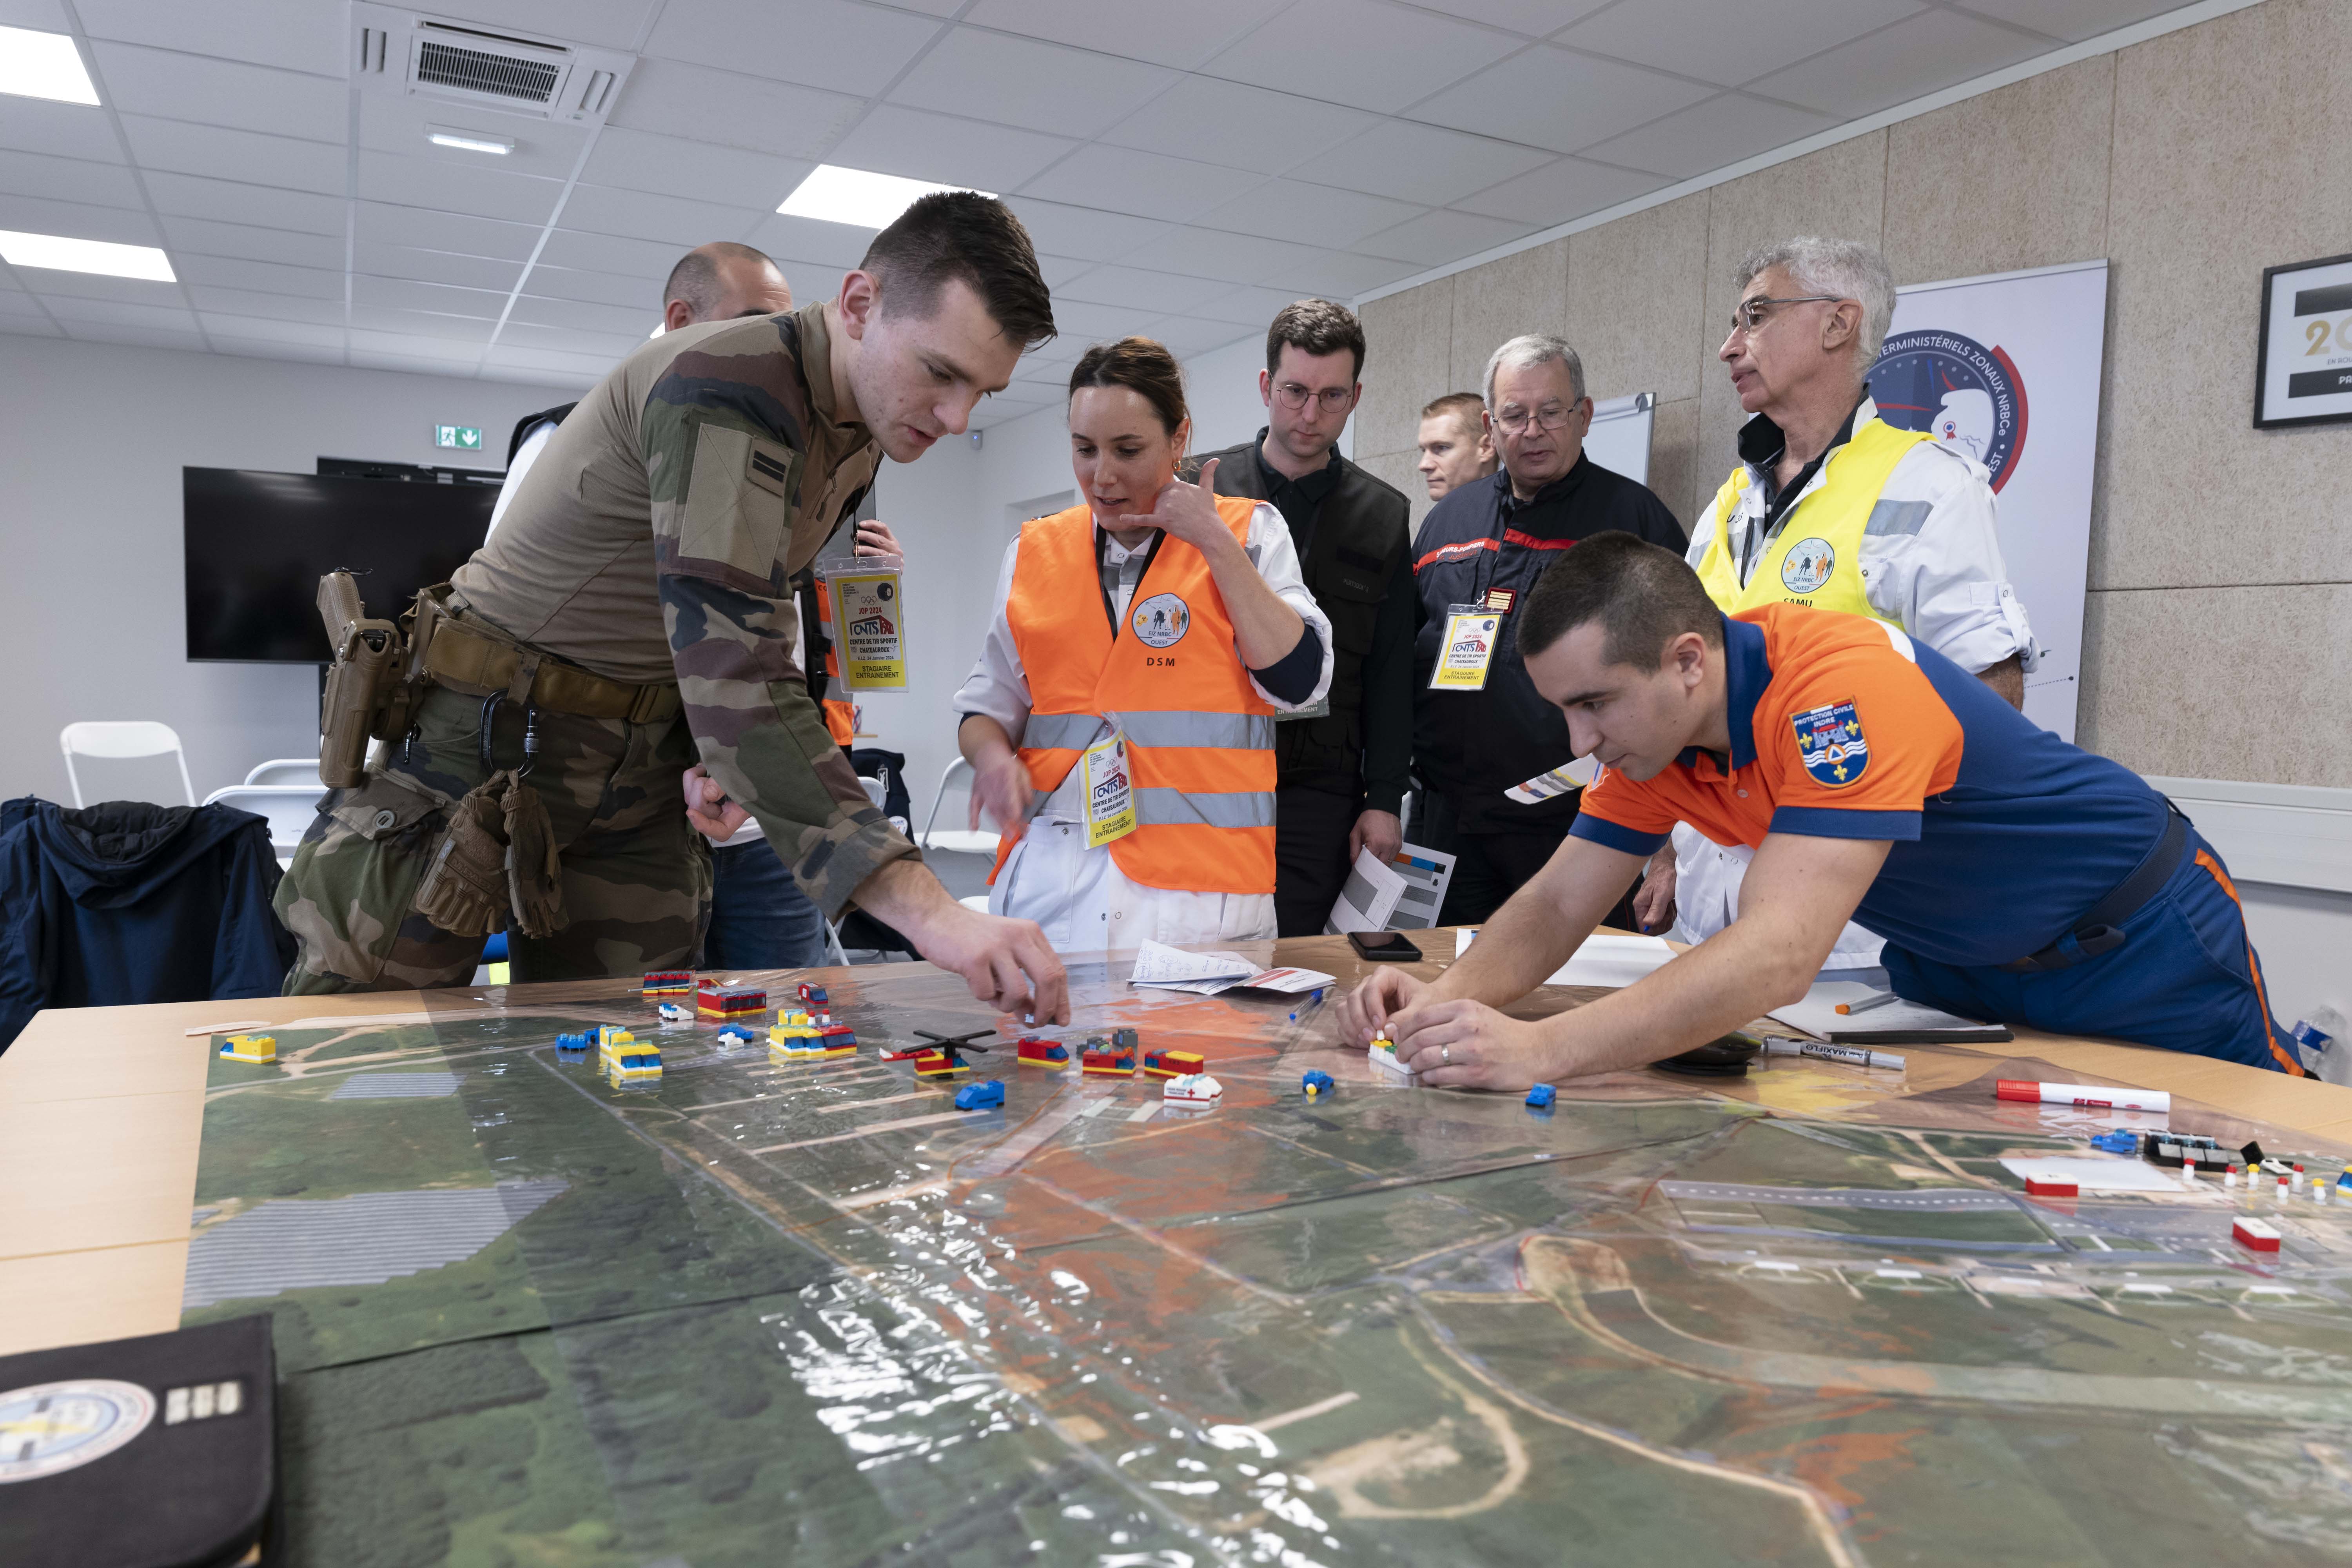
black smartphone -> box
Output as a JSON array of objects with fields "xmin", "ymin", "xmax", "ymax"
[{"xmin": 1348, "ymin": 930, "xmax": 1423, "ymax": 962}]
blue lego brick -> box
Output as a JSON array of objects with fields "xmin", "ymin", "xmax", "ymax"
[
  {"xmin": 1301, "ymin": 1070, "xmax": 1335, "ymax": 1096},
  {"xmin": 954, "ymin": 1078, "xmax": 1006, "ymax": 1111},
  {"xmin": 1525, "ymin": 1084, "xmax": 1557, "ymax": 1110},
  {"xmin": 2088, "ymin": 1129, "xmax": 2136, "ymax": 1154}
]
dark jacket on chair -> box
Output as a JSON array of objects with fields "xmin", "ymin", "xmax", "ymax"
[{"xmin": 0, "ymin": 798, "xmax": 294, "ymax": 1051}]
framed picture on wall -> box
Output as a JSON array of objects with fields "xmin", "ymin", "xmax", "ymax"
[{"xmin": 2255, "ymin": 252, "xmax": 2352, "ymax": 429}]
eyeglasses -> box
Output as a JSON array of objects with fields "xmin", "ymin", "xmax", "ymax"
[
  {"xmin": 1273, "ymin": 382, "xmax": 1354, "ymax": 413},
  {"xmin": 1493, "ymin": 401, "xmax": 1581, "ymax": 436},
  {"xmin": 1727, "ymin": 294, "xmax": 1841, "ymax": 338}
]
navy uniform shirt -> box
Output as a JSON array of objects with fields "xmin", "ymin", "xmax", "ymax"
[{"xmin": 1412, "ymin": 454, "xmax": 1685, "ymax": 833}]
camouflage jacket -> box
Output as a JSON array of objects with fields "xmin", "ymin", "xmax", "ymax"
[{"xmin": 451, "ymin": 303, "xmax": 915, "ymax": 917}]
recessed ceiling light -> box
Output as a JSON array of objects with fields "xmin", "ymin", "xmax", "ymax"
[
  {"xmin": 0, "ymin": 24, "xmax": 100, "ymax": 105},
  {"xmin": 427, "ymin": 127, "xmax": 514, "ymax": 155},
  {"xmin": 779, "ymin": 165, "xmax": 993, "ymax": 230},
  {"xmin": 0, "ymin": 229, "xmax": 174, "ymax": 281}
]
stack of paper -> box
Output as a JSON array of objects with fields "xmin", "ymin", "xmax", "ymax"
[
  {"xmin": 1455, "ymin": 929, "xmax": 1677, "ymax": 988},
  {"xmin": 1767, "ymin": 980, "xmax": 2009, "ymax": 1042},
  {"xmin": 1325, "ymin": 843, "xmax": 1456, "ymax": 933},
  {"xmin": 1127, "ymin": 941, "xmax": 1334, "ymax": 997}
]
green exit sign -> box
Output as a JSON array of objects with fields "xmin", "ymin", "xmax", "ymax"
[{"xmin": 435, "ymin": 424, "xmax": 482, "ymax": 450}]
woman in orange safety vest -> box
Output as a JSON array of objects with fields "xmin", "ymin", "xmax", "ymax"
[{"xmin": 953, "ymin": 337, "xmax": 1334, "ymax": 951}]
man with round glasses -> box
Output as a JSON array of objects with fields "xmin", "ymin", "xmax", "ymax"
[
  {"xmin": 1636, "ymin": 236, "xmax": 2038, "ymax": 968},
  {"xmin": 1194, "ymin": 299, "xmax": 1414, "ymax": 936},
  {"xmin": 1408, "ymin": 334, "xmax": 1684, "ymax": 927}
]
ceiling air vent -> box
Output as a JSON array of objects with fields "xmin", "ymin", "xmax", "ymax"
[{"xmin": 352, "ymin": 5, "xmax": 633, "ymax": 127}]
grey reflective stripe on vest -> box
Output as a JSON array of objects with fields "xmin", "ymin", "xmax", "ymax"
[
  {"xmin": 1133, "ymin": 788, "xmax": 1275, "ymax": 829},
  {"xmin": 1021, "ymin": 712, "xmax": 1109, "ymax": 751},
  {"xmin": 1117, "ymin": 710, "xmax": 1275, "ymax": 751},
  {"xmin": 824, "ymin": 673, "xmax": 852, "ymax": 702},
  {"xmin": 1863, "ymin": 499, "xmax": 1933, "ymax": 538}
]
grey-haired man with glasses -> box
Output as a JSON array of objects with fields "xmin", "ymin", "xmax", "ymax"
[{"xmin": 1409, "ymin": 334, "xmax": 1684, "ymax": 927}]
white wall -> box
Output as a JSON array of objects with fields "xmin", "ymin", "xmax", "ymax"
[{"xmin": 0, "ymin": 334, "xmax": 575, "ymax": 806}]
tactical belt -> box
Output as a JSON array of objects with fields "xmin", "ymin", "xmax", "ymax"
[
  {"xmin": 423, "ymin": 609, "xmax": 681, "ymax": 726},
  {"xmin": 2000, "ymin": 804, "xmax": 2189, "ymax": 973}
]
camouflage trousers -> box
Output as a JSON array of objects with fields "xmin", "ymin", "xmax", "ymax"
[{"xmin": 277, "ymin": 683, "xmax": 711, "ymax": 992}]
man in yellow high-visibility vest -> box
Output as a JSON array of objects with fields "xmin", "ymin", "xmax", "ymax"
[{"xmin": 1636, "ymin": 237, "xmax": 2038, "ymax": 968}]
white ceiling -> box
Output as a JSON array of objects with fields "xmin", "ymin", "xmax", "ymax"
[{"xmin": 0, "ymin": 0, "xmax": 2194, "ymax": 424}]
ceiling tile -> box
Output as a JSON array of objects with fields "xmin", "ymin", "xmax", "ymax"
[
  {"xmin": 1403, "ymin": 0, "xmax": 1615, "ymax": 35},
  {"xmin": 25, "ymin": 270, "xmax": 184, "ymax": 307},
  {"xmin": 1190, "ymin": 282, "xmax": 1311, "ymax": 328},
  {"xmin": 1055, "ymin": 263, "xmax": 1230, "ymax": 316},
  {"xmin": 161, "ymin": 216, "xmax": 344, "ymax": 269},
  {"xmin": 1001, "ymin": 198, "xmax": 1174, "ymax": 264},
  {"xmin": 38, "ymin": 292, "xmax": 197, "ymax": 328},
  {"xmin": 349, "ymin": 311, "xmax": 496, "ymax": 347},
  {"xmin": 86, "ymin": 42, "xmax": 345, "ymax": 142},
  {"xmin": 1957, "ymin": 0, "xmax": 2174, "ymax": 43},
  {"xmin": 506, "ymin": 292, "xmax": 655, "ymax": 337},
  {"xmin": 1255, "ymin": 247, "xmax": 1419, "ymax": 296},
  {"xmin": 1744, "ymin": 8, "xmax": 2048, "ymax": 117},
  {"xmin": 0, "ymin": 286, "xmax": 51, "ymax": 316},
  {"xmin": 172, "ymin": 252, "xmax": 343, "ymax": 299},
  {"xmin": 119, "ymin": 115, "xmax": 345, "ymax": 196},
  {"xmin": 348, "ymin": 346, "xmax": 477, "ymax": 377},
  {"xmin": 0, "ymin": 192, "xmax": 160, "ymax": 245},
  {"xmin": 1140, "ymin": 225, "xmax": 1329, "ymax": 287},
  {"xmin": 194, "ymin": 311, "xmax": 343, "ymax": 347},
  {"xmin": 1408, "ymin": 43, "xmax": 1716, "ymax": 154},
  {"xmin": 1449, "ymin": 152, "xmax": 1664, "ymax": 222},
  {"xmin": 645, "ymin": 0, "xmax": 943, "ymax": 95},
  {"xmin": 1033, "ymin": 253, "xmax": 1092, "ymax": 289},
  {"xmin": 0, "ymin": 317, "xmax": 65, "ymax": 338},
  {"xmin": 1288, "ymin": 120, "xmax": 1553, "ymax": 207},
  {"xmin": 351, "ymin": 275, "xmax": 505, "ymax": 320},
  {"xmin": 209, "ymin": 334, "xmax": 345, "ymax": 365},
  {"xmin": 485, "ymin": 342, "xmax": 625, "ymax": 377},
  {"xmin": 1195, "ymin": 178, "xmax": 1426, "ymax": 250},
  {"xmin": 0, "ymin": 96, "xmax": 122, "ymax": 163},
  {"xmin": 357, "ymin": 151, "xmax": 566, "ymax": 227},
  {"xmin": 1138, "ymin": 313, "xmax": 1252, "ymax": 358},
  {"xmin": 479, "ymin": 360, "xmax": 596, "ymax": 390},
  {"xmin": 354, "ymin": 95, "xmax": 592, "ymax": 183},
  {"xmin": 960, "ymin": 0, "xmax": 1274, "ymax": 71},
  {"xmin": 0, "ymin": 149, "xmax": 144, "ymax": 209},
  {"xmin": 514, "ymin": 263, "xmax": 654, "ymax": 309},
  {"xmin": 609, "ymin": 60, "xmax": 864, "ymax": 158},
  {"xmin": 739, "ymin": 213, "xmax": 872, "ymax": 270},
  {"xmin": 1556, "ymin": 0, "xmax": 1924, "ymax": 89},
  {"xmin": 0, "ymin": 2, "xmax": 69, "ymax": 35},
  {"xmin": 1047, "ymin": 298, "xmax": 1152, "ymax": 341},
  {"xmin": 184, "ymin": 284, "xmax": 345, "ymax": 324},
  {"xmin": 559, "ymin": 181, "xmax": 768, "ymax": 247},
  {"xmin": 76, "ymin": 0, "xmax": 347, "ymax": 76},
  {"xmin": 838, "ymin": 104, "xmax": 1078, "ymax": 192},
  {"xmin": 889, "ymin": 27, "xmax": 1178, "ymax": 141},
  {"xmin": 355, "ymin": 242, "xmax": 523, "ymax": 293},
  {"xmin": 143, "ymin": 172, "xmax": 344, "ymax": 236},
  {"xmin": 1018, "ymin": 144, "xmax": 1241, "ymax": 224},
  {"xmin": 1356, "ymin": 207, "xmax": 1539, "ymax": 265},
  {"xmin": 495, "ymin": 319, "xmax": 644, "ymax": 358},
  {"xmin": 358, "ymin": 204, "xmax": 544, "ymax": 263},
  {"xmin": 580, "ymin": 126, "xmax": 810, "ymax": 209},
  {"xmin": 1098, "ymin": 76, "xmax": 1376, "ymax": 176},
  {"xmin": 61, "ymin": 320, "xmax": 207, "ymax": 350},
  {"xmin": 1205, "ymin": 0, "xmax": 1523, "ymax": 114},
  {"xmin": 1578, "ymin": 92, "xmax": 1839, "ymax": 177},
  {"xmin": 537, "ymin": 227, "xmax": 699, "ymax": 279}
]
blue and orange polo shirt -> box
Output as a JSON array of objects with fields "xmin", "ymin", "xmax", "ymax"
[{"xmin": 1570, "ymin": 604, "xmax": 2171, "ymax": 969}]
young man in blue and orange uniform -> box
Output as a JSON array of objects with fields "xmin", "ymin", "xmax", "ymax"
[{"xmin": 1340, "ymin": 532, "xmax": 2301, "ymax": 1083}]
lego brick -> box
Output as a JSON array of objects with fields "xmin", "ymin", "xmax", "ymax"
[
  {"xmin": 1142, "ymin": 1049, "xmax": 1205, "ymax": 1080},
  {"xmin": 1163, "ymin": 1073, "xmax": 1221, "ymax": 1106},
  {"xmin": 656, "ymin": 1002, "xmax": 692, "ymax": 1022},
  {"xmin": 1525, "ymin": 1084, "xmax": 1555, "ymax": 1110},
  {"xmin": 796, "ymin": 982, "xmax": 829, "ymax": 1005},
  {"xmin": 912, "ymin": 1051, "xmax": 968, "ymax": 1078},
  {"xmin": 1080, "ymin": 1039, "xmax": 1136, "ymax": 1077},
  {"xmin": 641, "ymin": 970, "xmax": 694, "ymax": 995},
  {"xmin": 954, "ymin": 1079, "xmax": 1005, "ymax": 1111},
  {"xmin": 695, "ymin": 980, "xmax": 767, "ymax": 1018},
  {"xmin": 1301, "ymin": 1070, "xmax": 1334, "ymax": 1097},
  {"xmin": 1017, "ymin": 1037, "xmax": 1071, "ymax": 1069},
  {"xmin": 2024, "ymin": 1177, "xmax": 2078, "ymax": 1198},
  {"xmin": 2234, "ymin": 1216, "xmax": 2281, "ymax": 1252},
  {"xmin": 1368, "ymin": 1036, "xmax": 1418, "ymax": 1083},
  {"xmin": 217, "ymin": 1035, "xmax": 275, "ymax": 1065}
]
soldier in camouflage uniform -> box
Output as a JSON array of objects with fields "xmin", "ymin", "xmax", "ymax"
[{"xmin": 278, "ymin": 193, "xmax": 1071, "ymax": 1020}]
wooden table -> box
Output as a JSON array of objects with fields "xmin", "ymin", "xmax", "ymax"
[{"xmin": 7, "ymin": 929, "xmax": 2348, "ymax": 1360}]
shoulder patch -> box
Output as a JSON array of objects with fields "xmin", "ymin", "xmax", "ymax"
[{"xmin": 1792, "ymin": 700, "xmax": 1869, "ymax": 788}]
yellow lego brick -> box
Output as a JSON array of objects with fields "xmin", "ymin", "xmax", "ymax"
[{"xmin": 218, "ymin": 1034, "xmax": 276, "ymax": 1064}]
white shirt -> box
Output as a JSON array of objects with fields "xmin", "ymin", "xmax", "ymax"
[
  {"xmin": 956, "ymin": 503, "xmax": 1334, "ymax": 825},
  {"xmin": 1685, "ymin": 399, "xmax": 2039, "ymax": 675}
]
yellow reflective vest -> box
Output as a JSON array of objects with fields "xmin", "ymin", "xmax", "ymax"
[{"xmin": 1694, "ymin": 417, "xmax": 1933, "ymax": 621}]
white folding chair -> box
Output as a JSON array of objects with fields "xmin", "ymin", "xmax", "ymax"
[
  {"xmin": 917, "ymin": 757, "xmax": 1003, "ymax": 857},
  {"xmin": 201, "ymin": 785, "xmax": 327, "ymax": 860},
  {"xmin": 244, "ymin": 758, "xmax": 323, "ymax": 788},
  {"xmin": 60, "ymin": 722, "xmax": 195, "ymax": 809}
]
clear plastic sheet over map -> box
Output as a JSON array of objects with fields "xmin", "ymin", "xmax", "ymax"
[{"xmin": 183, "ymin": 952, "xmax": 2352, "ymax": 1566}]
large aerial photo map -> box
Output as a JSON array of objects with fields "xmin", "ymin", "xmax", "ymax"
[{"xmin": 181, "ymin": 958, "xmax": 2352, "ymax": 1566}]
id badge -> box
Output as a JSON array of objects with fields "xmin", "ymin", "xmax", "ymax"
[
  {"xmin": 1080, "ymin": 729, "xmax": 1138, "ymax": 849},
  {"xmin": 1429, "ymin": 604, "xmax": 1502, "ymax": 691},
  {"xmin": 816, "ymin": 554, "xmax": 907, "ymax": 692}
]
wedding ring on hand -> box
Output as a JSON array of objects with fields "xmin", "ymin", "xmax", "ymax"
[{"xmin": 1441, "ymin": 1044, "xmax": 1452, "ymax": 1065}]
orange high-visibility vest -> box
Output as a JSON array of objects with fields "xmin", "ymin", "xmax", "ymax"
[
  {"xmin": 993, "ymin": 497, "xmax": 1277, "ymax": 894},
  {"xmin": 811, "ymin": 578, "xmax": 856, "ymax": 747}
]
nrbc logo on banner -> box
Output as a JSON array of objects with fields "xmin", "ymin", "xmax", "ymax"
[{"xmin": 1871, "ymin": 329, "xmax": 2029, "ymax": 492}]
